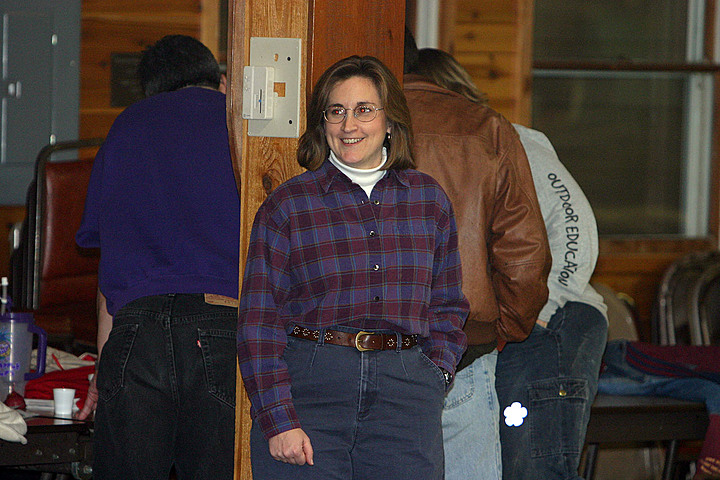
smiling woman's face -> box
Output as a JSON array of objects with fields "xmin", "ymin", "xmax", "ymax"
[{"xmin": 324, "ymin": 76, "xmax": 390, "ymax": 170}]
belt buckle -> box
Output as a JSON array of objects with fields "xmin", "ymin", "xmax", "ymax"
[{"xmin": 355, "ymin": 331, "xmax": 373, "ymax": 351}]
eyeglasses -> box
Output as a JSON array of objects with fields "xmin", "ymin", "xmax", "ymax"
[{"xmin": 323, "ymin": 104, "xmax": 384, "ymax": 124}]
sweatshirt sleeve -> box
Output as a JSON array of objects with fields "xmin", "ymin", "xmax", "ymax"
[{"xmin": 514, "ymin": 124, "xmax": 600, "ymax": 323}]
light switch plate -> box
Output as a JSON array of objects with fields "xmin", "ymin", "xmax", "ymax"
[
  {"xmin": 247, "ymin": 37, "xmax": 302, "ymax": 138},
  {"xmin": 242, "ymin": 66, "xmax": 275, "ymax": 119}
]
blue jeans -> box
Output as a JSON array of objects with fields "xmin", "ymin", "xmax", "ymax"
[
  {"xmin": 599, "ymin": 340, "xmax": 720, "ymax": 414},
  {"xmin": 495, "ymin": 302, "xmax": 608, "ymax": 480},
  {"xmin": 93, "ymin": 294, "xmax": 237, "ymax": 480},
  {"xmin": 250, "ymin": 329, "xmax": 446, "ymax": 480},
  {"xmin": 442, "ymin": 350, "xmax": 502, "ymax": 480}
]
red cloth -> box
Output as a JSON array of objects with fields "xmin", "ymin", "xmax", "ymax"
[
  {"xmin": 24, "ymin": 365, "xmax": 95, "ymax": 409},
  {"xmin": 631, "ymin": 342, "xmax": 720, "ymax": 374}
]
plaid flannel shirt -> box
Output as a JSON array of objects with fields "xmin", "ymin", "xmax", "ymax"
[{"xmin": 238, "ymin": 160, "xmax": 468, "ymax": 439}]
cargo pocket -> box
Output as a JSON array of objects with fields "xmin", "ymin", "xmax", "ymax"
[
  {"xmin": 198, "ymin": 328, "xmax": 237, "ymax": 408},
  {"xmin": 529, "ymin": 377, "xmax": 588, "ymax": 458},
  {"xmin": 97, "ymin": 323, "xmax": 139, "ymax": 403}
]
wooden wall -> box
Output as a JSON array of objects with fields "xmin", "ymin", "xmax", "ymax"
[
  {"xmin": 80, "ymin": 0, "xmax": 221, "ymax": 139},
  {"xmin": 450, "ymin": 0, "xmax": 533, "ymax": 125}
]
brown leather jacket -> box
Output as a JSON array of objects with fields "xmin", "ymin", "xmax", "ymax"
[{"xmin": 404, "ymin": 75, "xmax": 551, "ymax": 350}]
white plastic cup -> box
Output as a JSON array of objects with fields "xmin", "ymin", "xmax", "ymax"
[{"xmin": 53, "ymin": 388, "xmax": 76, "ymax": 417}]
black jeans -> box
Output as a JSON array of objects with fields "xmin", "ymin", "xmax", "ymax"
[{"xmin": 93, "ymin": 294, "xmax": 237, "ymax": 480}]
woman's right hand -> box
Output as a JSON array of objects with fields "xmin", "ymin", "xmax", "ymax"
[{"xmin": 268, "ymin": 428, "xmax": 314, "ymax": 466}]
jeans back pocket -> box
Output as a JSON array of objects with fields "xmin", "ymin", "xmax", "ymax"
[{"xmin": 97, "ymin": 323, "xmax": 140, "ymax": 403}]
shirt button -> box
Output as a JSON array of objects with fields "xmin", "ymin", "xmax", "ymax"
[
  {"xmin": 373, "ymin": 296, "xmax": 380, "ymax": 301},
  {"xmin": 373, "ymin": 200, "xmax": 380, "ymax": 205},
  {"xmin": 373, "ymin": 264, "xmax": 380, "ymax": 271},
  {"xmin": 369, "ymin": 230, "xmax": 376, "ymax": 237}
]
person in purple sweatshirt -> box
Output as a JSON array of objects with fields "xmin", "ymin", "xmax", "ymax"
[{"xmin": 75, "ymin": 35, "xmax": 239, "ymax": 480}]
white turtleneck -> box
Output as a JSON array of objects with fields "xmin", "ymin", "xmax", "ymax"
[{"xmin": 328, "ymin": 148, "xmax": 388, "ymax": 198}]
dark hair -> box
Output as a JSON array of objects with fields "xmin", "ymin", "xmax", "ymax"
[
  {"xmin": 297, "ymin": 55, "xmax": 415, "ymax": 171},
  {"xmin": 412, "ymin": 48, "xmax": 489, "ymax": 106},
  {"xmin": 137, "ymin": 35, "xmax": 222, "ymax": 97},
  {"xmin": 403, "ymin": 26, "xmax": 420, "ymax": 75}
]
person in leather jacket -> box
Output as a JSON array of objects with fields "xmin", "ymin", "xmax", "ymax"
[{"xmin": 404, "ymin": 31, "xmax": 551, "ymax": 480}]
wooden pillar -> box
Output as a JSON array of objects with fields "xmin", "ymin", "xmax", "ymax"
[{"xmin": 226, "ymin": 1, "xmax": 406, "ymax": 478}]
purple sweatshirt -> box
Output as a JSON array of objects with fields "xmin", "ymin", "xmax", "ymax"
[{"xmin": 76, "ymin": 87, "xmax": 240, "ymax": 315}]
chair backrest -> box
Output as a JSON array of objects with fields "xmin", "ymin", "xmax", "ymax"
[
  {"xmin": 652, "ymin": 250, "xmax": 720, "ymax": 345},
  {"xmin": 592, "ymin": 281, "xmax": 638, "ymax": 341},
  {"xmin": 691, "ymin": 262, "xmax": 720, "ymax": 345},
  {"xmin": 10, "ymin": 139, "xmax": 103, "ymax": 345},
  {"xmin": 37, "ymin": 157, "xmax": 99, "ymax": 309}
]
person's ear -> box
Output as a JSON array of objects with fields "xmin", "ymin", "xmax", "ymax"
[{"xmin": 218, "ymin": 74, "xmax": 227, "ymax": 94}]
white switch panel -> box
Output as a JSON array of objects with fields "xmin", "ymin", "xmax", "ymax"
[
  {"xmin": 242, "ymin": 66, "xmax": 275, "ymax": 120},
  {"xmin": 246, "ymin": 37, "xmax": 302, "ymax": 138}
]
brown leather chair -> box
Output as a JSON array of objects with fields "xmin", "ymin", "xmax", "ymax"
[{"xmin": 11, "ymin": 139, "xmax": 103, "ymax": 350}]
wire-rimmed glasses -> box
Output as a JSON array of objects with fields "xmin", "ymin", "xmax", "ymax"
[{"xmin": 323, "ymin": 104, "xmax": 384, "ymax": 124}]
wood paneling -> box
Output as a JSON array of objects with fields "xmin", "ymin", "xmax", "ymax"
[
  {"xmin": 456, "ymin": 0, "xmax": 518, "ymax": 23},
  {"xmin": 83, "ymin": 0, "xmax": 202, "ymax": 13},
  {"xmin": 449, "ymin": 0, "xmax": 532, "ymax": 123},
  {"xmin": 455, "ymin": 24, "xmax": 519, "ymax": 53}
]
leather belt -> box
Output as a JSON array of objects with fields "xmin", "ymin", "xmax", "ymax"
[{"xmin": 289, "ymin": 326, "xmax": 417, "ymax": 351}]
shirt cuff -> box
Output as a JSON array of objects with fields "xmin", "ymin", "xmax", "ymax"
[
  {"xmin": 255, "ymin": 403, "xmax": 303, "ymax": 440},
  {"xmin": 426, "ymin": 347, "xmax": 459, "ymax": 376}
]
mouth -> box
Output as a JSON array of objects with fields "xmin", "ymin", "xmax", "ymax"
[{"xmin": 341, "ymin": 138, "xmax": 362, "ymax": 145}]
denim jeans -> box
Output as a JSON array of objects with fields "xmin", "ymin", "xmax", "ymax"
[
  {"xmin": 442, "ymin": 350, "xmax": 502, "ymax": 480},
  {"xmin": 599, "ymin": 340, "xmax": 720, "ymax": 414},
  {"xmin": 495, "ymin": 302, "xmax": 608, "ymax": 480},
  {"xmin": 249, "ymin": 329, "xmax": 446, "ymax": 480},
  {"xmin": 93, "ymin": 294, "xmax": 237, "ymax": 480}
]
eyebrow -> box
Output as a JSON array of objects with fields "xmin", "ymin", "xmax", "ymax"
[{"xmin": 326, "ymin": 101, "xmax": 376, "ymax": 108}]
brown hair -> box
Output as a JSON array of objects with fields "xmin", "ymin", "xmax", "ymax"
[
  {"xmin": 297, "ymin": 55, "xmax": 415, "ymax": 171},
  {"xmin": 412, "ymin": 48, "xmax": 489, "ymax": 106}
]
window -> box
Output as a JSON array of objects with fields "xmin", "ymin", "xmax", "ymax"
[{"xmin": 531, "ymin": 0, "xmax": 717, "ymax": 236}]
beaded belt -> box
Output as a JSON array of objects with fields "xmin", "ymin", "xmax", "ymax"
[{"xmin": 289, "ymin": 326, "xmax": 418, "ymax": 351}]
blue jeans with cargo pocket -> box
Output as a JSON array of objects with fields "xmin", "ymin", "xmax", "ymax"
[
  {"xmin": 495, "ymin": 302, "xmax": 608, "ymax": 480},
  {"xmin": 93, "ymin": 294, "xmax": 237, "ymax": 480}
]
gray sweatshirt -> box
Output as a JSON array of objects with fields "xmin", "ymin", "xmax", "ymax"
[{"xmin": 514, "ymin": 124, "xmax": 608, "ymax": 323}]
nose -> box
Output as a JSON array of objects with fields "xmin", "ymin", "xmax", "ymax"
[{"xmin": 340, "ymin": 111, "xmax": 358, "ymax": 131}]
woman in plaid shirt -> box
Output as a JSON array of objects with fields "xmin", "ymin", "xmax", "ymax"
[{"xmin": 238, "ymin": 55, "xmax": 469, "ymax": 480}]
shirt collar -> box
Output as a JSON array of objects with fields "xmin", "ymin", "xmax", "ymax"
[{"xmin": 315, "ymin": 158, "xmax": 411, "ymax": 193}]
